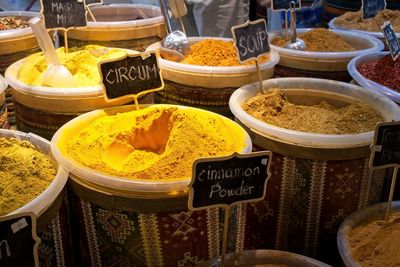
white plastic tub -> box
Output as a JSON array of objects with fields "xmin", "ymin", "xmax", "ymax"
[
  {"xmin": 230, "ymin": 77, "xmax": 400, "ymax": 147},
  {"xmin": 348, "ymin": 51, "xmax": 400, "ymax": 103},
  {"xmin": 337, "ymin": 201, "xmax": 400, "ymax": 267},
  {"xmin": 0, "ymin": 129, "xmax": 68, "ymax": 217}
]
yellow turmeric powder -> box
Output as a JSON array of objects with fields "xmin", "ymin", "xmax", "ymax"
[
  {"xmin": 179, "ymin": 39, "xmax": 269, "ymax": 66},
  {"xmin": 271, "ymin": 28, "xmax": 355, "ymax": 52},
  {"xmin": 0, "ymin": 137, "xmax": 56, "ymax": 216},
  {"xmin": 64, "ymin": 106, "xmax": 247, "ymax": 180},
  {"xmin": 18, "ymin": 45, "xmax": 126, "ymax": 87}
]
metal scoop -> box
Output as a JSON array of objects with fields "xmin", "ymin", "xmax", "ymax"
[
  {"xmin": 285, "ymin": 1, "xmax": 306, "ymax": 51},
  {"xmin": 29, "ymin": 17, "xmax": 77, "ymax": 87},
  {"xmin": 159, "ymin": 0, "xmax": 189, "ymax": 60}
]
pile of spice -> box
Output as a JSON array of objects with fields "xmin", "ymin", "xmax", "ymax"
[
  {"xmin": 0, "ymin": 16, "xmax": 29, "ymax": 30},
  {"xmin": 358, "ymin": 55, "xmax": 400, "ymax": 91},
  {"xmin": 178, "ymin": 39, "xmax": 269, "ymax": 66},
  {"xmin": 334, "ymin": 9, "xmax": 400, "ymax": 32},
  {"xmin": 64, "ymin": 106, "xmax": 246, "ymax": 180},
  {"xmin": 271, "ymin": 28, "xmax": 355, "ymax": 52},
  {"xmin": 348, "ymin": 214, "xmax": 400, "ymax": 266},
  {"xmin": 242, "ymin": 89, "xmax": 382, "ymax": 134},
  {"xmin": 0, "ymin": 137, "xmax": 56, "ymax": 216},
  {"xmin": 18, "ymin": 45, "xmax": 126, "ymax": 87}
]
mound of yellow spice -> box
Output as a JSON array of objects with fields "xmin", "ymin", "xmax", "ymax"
[
  {"xmin": 179, "ymin": 39, "xmax": 269, "ymax": 66},
  {"xmin": 0, "ymin": 137, "xmax": 56, "ymax": 216},
  {"xmin": 65, "ymin": 106, "xmax": 246, "ymax": 180},
  {"xmin": 18, "ymin": 45, "xmax": 126, "ymax": 87}
]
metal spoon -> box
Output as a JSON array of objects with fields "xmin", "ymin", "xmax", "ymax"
[
  {"xmin": 29, "ymin": 17, "xmax": 77, "ymax": 87},
  {"xmin": 285, "ymin": 1, "xmax": 306, "ymax": 51},
  {"xmin": 159, "ymin": 0, "xmax": 190, "ymax": 59}
]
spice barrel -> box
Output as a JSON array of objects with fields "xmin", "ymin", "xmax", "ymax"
[
  {"xmin": 146, "ymin": 37, "xmax": 279, "ymax": 118},
  {"xmin": 51, "ymin": 104, "xmax": 252, "ymax": 266},
  {"xmin": 0, "ymin": 11, "xmax": 40, "ymax": 127},
  {"xmin": 337, "ymin": 201, "xmax": 400, "ymax": 267},
  {"xmin": 4, "ymin": 49, "xmax": 152, "ymax": 140},
  {"xmin": 62, "ymin": 4, "xmax": 166, "ymax": 51},
  {"xmin": 0, "ymin": 129, "xmax": 70, "ymax": 267},
  {"xmin": 269, "ymin": 29, "xmax": 384, "ymax": 82},
  {"xmin": 229, "ymin": 77, "xmax": 400, "ymax": 265}
]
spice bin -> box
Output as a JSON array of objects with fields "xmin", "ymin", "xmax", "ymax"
[
  {"xmin": 0, "ymin": 74, "xmax": 8, "ymax": 128},
  {"xmin": 337, "ymin": 201, "xmax": 400, "ymax": 267},
  {"xmin": 4, "ymin": 47, "xmax": 152, "ymax": 140},
  {"xmin": 146, "ymin": 37, "xmax": 279, "ymax": 118},
  {"xmin": 229, "ymin": 77, "xmax": 400, "ymax": 265},
  {"xmin": 199, "ymin": 249, "xmax": 331, "ymax": 267},
  {"xmin": 329, "ymin": 16, "xmax": 400, "ymax": 50},
  {"xmin": 348, "ymin": 51, "xmax": 400, "ymax": 104},
  {"xmin": 0, "ymin": 129, "xmax": 70, "ymax": 267},
  {"xmin": 51, "ymin": 104, "xmax": 252, "ymax": 266},
  {"xmin": 63, "ymin": 4, "xmax": 166, "ymax": 51},
  {"xmin": 269, "ymin": 29, "xmax": 384, "ymax": 82}
]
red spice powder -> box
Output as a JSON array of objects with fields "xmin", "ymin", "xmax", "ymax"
[{"xmin": 358, "ymin": 55, "xmax": 400, "ymax": 92}]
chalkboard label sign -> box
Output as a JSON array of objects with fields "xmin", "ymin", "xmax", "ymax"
[
  {"xmin": 41, "ymin": 0, "xmax": 87, "ymax": 29},
  {"xmin": 0, "ymin": 213, "xmax": 40, "ymax": 267},
  {"xmin": 382, "ymin": 21, "xmax": 400, "ymax": 61},
  {"xmin": 99, "ymin": 52, "xmax": 164, "ymax": 100},
  {"xmin": 85, "ymin": 0, "xmax": 103, "ymax": 6},
  {"xmin": 271, "ymin": 0, "xmax": 301, "ymax": 11},
  {"xmin": 188, "ymin": 151, "xmax": 272, "ymax": 210},
  {"xmin": 370, "ymin": 122, "xmax": 400, "ymax": 168},
  {"xmin": 231, "ymin": 19, "xmax": 270, "ymax": 63},
  {"xmin": 362, "ymin": 0, "xmax": 386, "ymax": 19}
]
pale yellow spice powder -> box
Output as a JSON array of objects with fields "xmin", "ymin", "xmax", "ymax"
[
  {"xmin": 0, "ymin": 137, "xmax": 56, "ymax": 216},
  {"xmin": 65, "ymin": 106, "xmax": 246, "ymax": 180}
]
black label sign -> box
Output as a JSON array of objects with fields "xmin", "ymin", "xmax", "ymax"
[
  {"xmin": 271, "ymin": 0, "xmax": 301, "ymax": 11},
  {"xmin": 85, "ymin": 0, "xmax": 103, "ymax": 6},
  {"xmin": 382, "ymin": 21, "xmax": 400, "ymax": 61},
  {"xmin": 41, "ymin": 0, "xmax": 87, "ymax": 29},
  {"xmin": 0, "ymin": 213, "xmax": 40, "ymax": 267},
  {"xmin": 188, "ymin": 151, "xmax": 272, "ymax": 210},
  {"xmin": 232, "ymin": 19, "xmax": 270, "ymax": 63},
  {"xmin": 370, "ymin": 122, "xmax": 400, "ymax": 168},
  {"xmin": 99, "ymin": 52, "xmax": 163, "ymax": 100},
  {"xmin": 362, "ymin": 0, "xmax": 386, "ymax": 19}
]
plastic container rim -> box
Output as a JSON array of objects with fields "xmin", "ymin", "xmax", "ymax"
[
  {"xmin": 50, "ymin": 104, "xmax": 252, "ymax": 193},
  {"xmin": 269, "ymin": 28, "xmax": 384, "ymax": 59},
  {"xmin": 229, "ymin": 77, "xmax": 400, "ymax": 148},
  {"xmin": 86, "ymin": 3, "xmax": 164, "ymax": 28},
  {"xmin": 146, "ymin": 36, "xmax": 280, "ymax": 74},
  {"xmin": 0, "ymin": 129, "xmax": 68, "ymax": 217},
  {"xmin": 0, "ymin": 74, "xmax": 7, "ymax": 95}
]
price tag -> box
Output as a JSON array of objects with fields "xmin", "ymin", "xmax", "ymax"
[
  {"xmin": 382, "ymin": 21, "xmax": 400, "ymax": 61},
  {"xmin": 85, "ymin": 0, "xmax": 103, "ymax": 6},
  {"xmin": 271, "ymin": 0, "xmax": 301, "ymax": 11},
  {"xmin": 370, "ymin": 121, "xmax": 400, "ymax": 168},
  {"xmin": 188, "ymin": 151, "xmax": 272, "ymax": 210},
  {"xmin": 0, "ymin": 213, "xmax": 40, "ymax": 267},
  {"xmin": 40, "ymin": 0, "xmax": 87, "ymax": 30},
  {"xmin": 231, "ymin": 19, "xmax": 270, "ymax": 64},
  {"xmin": 99, "ymin": 52, "xmax": 164, "ymax": 101},
  {"xmin": 362, "ymin": 0, "xmax": 386, "ymax": 19}
]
